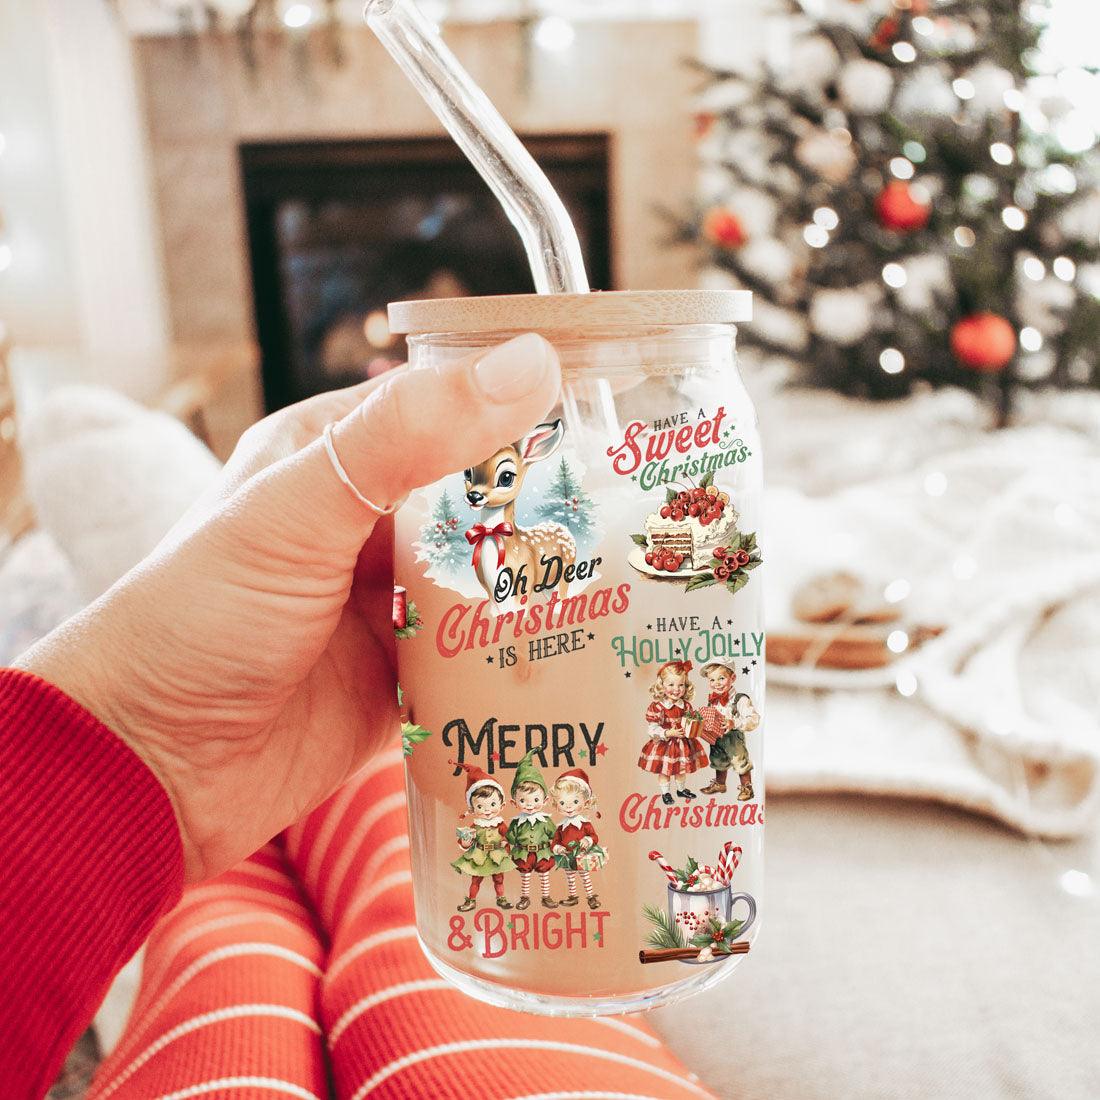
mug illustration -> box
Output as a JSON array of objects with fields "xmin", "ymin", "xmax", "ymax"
[{"xmin": 641, "ymin": 845, "xmax": 755, "ymax": 965}]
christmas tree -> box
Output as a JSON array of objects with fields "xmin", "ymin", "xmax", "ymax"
[
  {"xmin": 419, "ymin": 490, "xmax": 468, "ymax": 572},
  {"xmin": 535, "ymin": 457, "xmax": 596, "ymax": 537},
  {"xmin": 687, "ymin": 0, "xmax": 1099, "ymax": 423}
]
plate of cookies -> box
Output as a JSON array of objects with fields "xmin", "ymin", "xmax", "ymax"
[{"xmin": 766, "ymin": 570, "xmax": 945, "ymax": 688}]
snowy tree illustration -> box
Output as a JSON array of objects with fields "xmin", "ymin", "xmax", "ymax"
[
  {"xmin": 535, "ymin": 457, "xmax": 595, "ymax": 538},
  {"xmin": 419, "ymin": 490, "xmax": 468, "ymax": 572}
]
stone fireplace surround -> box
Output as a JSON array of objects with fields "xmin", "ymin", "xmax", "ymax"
[{"xmin": 133, "ymin": 20, "xmax": 699, "ymax": 431}]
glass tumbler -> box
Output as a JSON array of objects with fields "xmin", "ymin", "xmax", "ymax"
[{"xmin": 388, "ymin": 290, "xmax": 764, "ymax": 1015}]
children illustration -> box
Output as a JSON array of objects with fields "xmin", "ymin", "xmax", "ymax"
[
  {"xmin": 698, "ymin": 661, "xmax": 759, "ymax": 801},
  {"xmin": 638, "ymin": 660, "xmax": 709, "ymax": 805},
  {"xmin": 505, "ymin": 751, "xmax": 558, "ymax": 910},
  {"xmin": 550, "ymin": 768, "xmax": 607, "ymax": 910},
  {"xmin": 450, "ymin": 762, "xmax": 515, "ymax": 912}
]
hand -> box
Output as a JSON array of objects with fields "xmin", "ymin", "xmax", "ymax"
[
  {"xmin": 552, "ymin": 845, "xmax": 566, "ymax": 856},
  {"xmin": 579, "ymin": 837, "xmax": 593, "ymax": 850},
  {"xmin": 19, "ymin": 334, "xmax": 560, "ymax": 881}
]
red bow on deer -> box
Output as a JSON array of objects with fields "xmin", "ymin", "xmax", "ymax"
[{"xmin": 465, "ymin": 522, "xmax": 515, "ymax": 571}]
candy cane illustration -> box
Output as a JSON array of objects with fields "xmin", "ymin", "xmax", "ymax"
[
  {"xmin": 716, "ymin": 841, "xmax": 743, "ymax": 885},
  {"xmin": 648, "ymin": 850, "xmax": 680, "ymax": 886}
]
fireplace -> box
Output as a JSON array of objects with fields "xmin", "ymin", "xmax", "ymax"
[{"xmin": 241, "ymin": 136, "xmax": 611, "ymax": 411}]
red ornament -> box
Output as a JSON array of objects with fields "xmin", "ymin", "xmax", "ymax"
[
  {"xmin": 869, "ymin": 17, "xmax": 899, "ymax": 50},
  {"xmin": 693, "ymin": 112, "xmax": 717, "ymax": 141},
  {"xmin": 950, "ymin": 313, "xmax": 1017, "ymax": 372},
  {"xmin": 702, "ymin": 207, "xmax": 748, "ymax": 250},
  {"xmin": 875, "ymin": 181, "xmax": 930, "ymax": 232}
]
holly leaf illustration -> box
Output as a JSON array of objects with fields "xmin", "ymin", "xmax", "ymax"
[
  {"xmin": 699, "ymin": 470, "xmax": 714, "ymax": 488},
  {"xmin": 401, "ymin": 722, "xmax": 432, "ymax": 757},
  {"xmin": 728, "ymin": 531, "xmax": 743, "ymax": 551},
  {"xmin": 630, "ymin": 533, "xmax": 649, "ymax": 547},
  {"xmin": 726, "ymin": 574, "xmax": 749, "ymax": 595},
  {"xmin": 665, "ymin": 487, "xmax": 679, "ymax": 504},
  {"xmin": 394, "ymin": 601, "xmax": 423, "ymax": 640},
  {"xmin": 685, "ymin": 574, "xmax": 718, "ymax": 592},
  {"xmin": 743, "ymin": 532, "xmax": 758, "ymax": 551},
  {"xmin": 742, "ymin": 558, "xmax": 762, "ymax": 571}
]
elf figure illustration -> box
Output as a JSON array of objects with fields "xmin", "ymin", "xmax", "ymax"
[
  {"xmin": 505, "ymin": 750, "xmax": 558, "ymax": 910},
  {"xmin": 639, "ymin": 660, "xmax": 709, "ymax": 805},
  {"xmin": 450, "ymin": 762, "xmax": 516, "ymax": 912},
  {"xmin": 699, "ymin": 661, "xmax": 759, "ymax": 801},
  {"xmin": 550, "ymin": 769, "xmax": 607, "ymax": 911}
]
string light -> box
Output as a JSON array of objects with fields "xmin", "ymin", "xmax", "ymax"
[
  {"xmin": 1022, "ymin": 257, "xmax": 1045, "ymax": 281},
  {"xmin": 902, "ymin": 140, "xmax": 926, "ymax": 163},
  {"xmin": 889, "ymin": 157, "xmax": 914, "ymax": 180},
  {"xmin": 813, "ymin": 207, "xmax": 839, "ymax": 230},
  {"xmin": 803, "ymin": 224, "xmax": 829, "ymax": 248},
  {"xmin": 886, "ymin": 630, "xmax": 910, "ymax": 654},
  {"xmin": 892, "ymin": 41, "xmax": 917, "ymax": 63},
  {"xmin": 879, "ymin": 347, "xmax": 905, "ymax": 373},
  {"xmin": 1020, "ymin": 326, "xmax": 1043, "ymax": 351},
  {"xmin": 952, "ymin": 78, "xmax": 975, "ymax": 100},
  {"xmin": 533, "ymin": 15, "xmax": 575, "ymax": 52},
  {"xmin": 1059, "ymin": 870, "xmax": 1096, "ymax": 899},
  {"xmin": 883, "ymin": 578, "xmax": 911, "ymax": 603},
  {"xmin": 911, "ymin": 16, "xmax": 934, "ymax": 35},
  {"xmin": 1003, "ymin": 88, "xmax": 1025, "ymax": 111},
  {"xmin": 882, "ymin": 262, "xmax": 907, "ymax": 288},
  {"xmin": 954, "ymin": 226, "xmax": 976, "ymax": 247},
  {"xmin": 923, "ymin": 470, "xmax": 947, "ymax": 496},
  {"xmin": 1001, "ymin": 206, "xmax": 1026, "ymax": 230},
  {"xmin": 989, "ymin": 142, "xmax": 1014, "ymax": 165},
  {"xmin": 1053, "ymin": 256, "xmax": 1076, "ymax": 281},
  {"xmin": 895, "ymin": 670, "xmax": 918, "ymax": 697},
  {"xmin": 280, "ymin": 2, "xmax": 313, "ymax": 28}
]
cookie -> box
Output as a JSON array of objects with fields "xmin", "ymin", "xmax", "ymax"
[{"xmin": 791, "ymin": 570, "xmax": 901, "ymax": 625}]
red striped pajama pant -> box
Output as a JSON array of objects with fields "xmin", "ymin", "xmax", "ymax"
[{"xmin": 88, "ymin": 746, "xmax": 716, "ymax": 1100}]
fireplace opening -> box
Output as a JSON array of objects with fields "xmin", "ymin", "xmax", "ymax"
[{"xmin": 241, "ymin": 136, "xmax": 611, "ymax": 412}]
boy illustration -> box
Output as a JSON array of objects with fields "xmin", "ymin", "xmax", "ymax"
[
  {"xmin": 450, "ymin": 762, "xmax": 516, "ymax": 912},
  {"xmin": 699, "ymin": 661, "xmax": 759, "ymax": 801},
  {"xmin": 505, "ymin": 750, "xmax": 558, "ymax": 910}
]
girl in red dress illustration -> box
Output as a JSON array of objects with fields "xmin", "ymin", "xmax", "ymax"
[{"xmin": 638, "ymin": 660, "xmax": 708, "ymax": 805}]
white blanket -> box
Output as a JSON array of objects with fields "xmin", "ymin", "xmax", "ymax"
[{"xmin": 758, "ymin": 385, "xmax": 1100, "ymax": 837}]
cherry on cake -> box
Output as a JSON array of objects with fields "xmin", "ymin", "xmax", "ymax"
[{"xmin": 643, "ymin": 485, "xmax": 738, "ymax": 571}]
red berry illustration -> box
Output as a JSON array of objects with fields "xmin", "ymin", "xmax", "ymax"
[
  {"xmin": 689, "ymin": 503, "xmax": 701, "ymax": 517},
  {"xmin": 713, "ymin": 547, "xmax": 727, "ymax": 560},
  {"xmin": 660, "ymin": 506, "xmax": 671, "ymax": 519},
  {"xmin": 736, "ymin": 549, "xmax": 750, "ymax": 566},
  {"xmin": 671, "ymin": 509, "xmax": 684, "ymax": 521},
  {"xmin": 645, "ymin": 552, "xmax": 655, "ymax": 566},
  {"xmin": 714, "ymin": 564, "xmax": 731, "ymax": 580}
]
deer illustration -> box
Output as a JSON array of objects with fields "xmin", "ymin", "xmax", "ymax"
[{"xmin": 463, "ymin": 419, "xmax": 577, "ymax": 602}]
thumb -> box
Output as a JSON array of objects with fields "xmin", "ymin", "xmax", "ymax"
[{"xmin": 242, "ymin": 332, "xmax": 561, "ymax": 556}]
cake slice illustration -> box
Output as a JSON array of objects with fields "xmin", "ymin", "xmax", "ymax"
[{"xmin": 642, "ymin": 485, "xmax": 738, "ymax": 571}]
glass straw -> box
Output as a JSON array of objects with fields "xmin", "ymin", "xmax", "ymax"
[{"xmin": 364, "ymin": 0, "xmax": 590, "ymax": 295}]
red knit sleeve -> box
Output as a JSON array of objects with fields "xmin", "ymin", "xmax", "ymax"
[{"xmin": 0, "ymin": 668, "xmax": 184, "ymax": 1098}]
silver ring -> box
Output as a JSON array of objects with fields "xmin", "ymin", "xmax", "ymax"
[{"xmin": 322, "ymin": 422, "xmax": 401, "ymax": 516}]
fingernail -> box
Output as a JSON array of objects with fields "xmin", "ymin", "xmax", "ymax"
[{"xmin": 474, "ymin": 333, "xmax": 556, "ymax": 404}]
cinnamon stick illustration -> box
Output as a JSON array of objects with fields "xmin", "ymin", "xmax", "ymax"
[{"xmin": 638, "ymin": 942, "xmax": 750, "ymax": 964}]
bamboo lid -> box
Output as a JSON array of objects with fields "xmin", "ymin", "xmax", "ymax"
[{"xmin": 387, "ymin": 289, "xmax": 752, "ymax": 335}]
